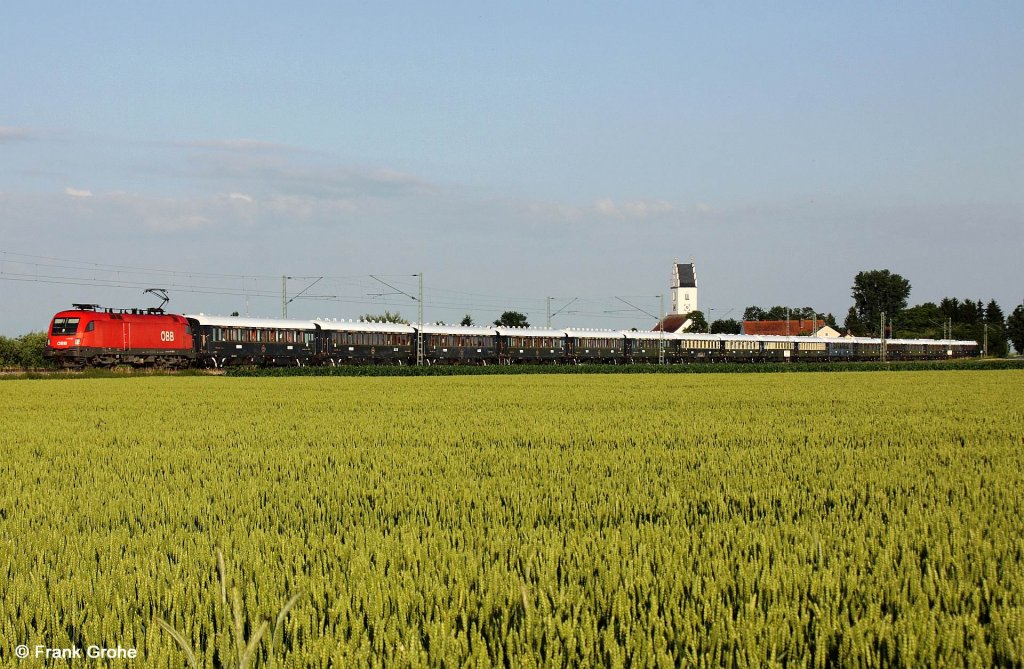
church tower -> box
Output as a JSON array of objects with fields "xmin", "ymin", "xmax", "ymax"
[{"xmin": 670, "ymin": 259, "xmax": 697, "ymax": 315}]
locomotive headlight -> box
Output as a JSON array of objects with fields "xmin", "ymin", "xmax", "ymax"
[{"xmin": 75, "ymin": 338, "xmax": 81, "ymax": 345}]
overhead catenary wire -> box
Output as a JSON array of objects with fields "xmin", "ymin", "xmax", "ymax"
[{"xmin": 1, "ymin": 248, "xmax": 728, "ymax": 327}]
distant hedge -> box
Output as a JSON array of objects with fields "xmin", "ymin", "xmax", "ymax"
[
  {"xmin": 226, "ymin": 358, "xmax": 1024, "ymax": 378},
  {"xmin": 0, "ymin": 332, "xmax": 53, "ymax": 370}
]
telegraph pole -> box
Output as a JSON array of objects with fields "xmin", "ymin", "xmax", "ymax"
[
  {"xmin": 548, "ymin": 298, "xmax": 578, "ymax": 329},
  {"xmin": 658, "ymin": 294, "xmax": 665, "ymax": 365},
  {"xmin": 417, "ymin": 272, "xmax": 424, "ymax": 366},
  {"xmin": 368, "ymin": 273, "xmax": 424, "ymax": 364},
  {"xmin": 282, "ymin": 276, "xmax": 326, "ymax": 319},
  {"xmin": 880, "ymin": 311, "xmax": 886, "ymax": 363}
]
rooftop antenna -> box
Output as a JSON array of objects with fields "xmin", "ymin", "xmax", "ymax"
[{"xmin": 144, "ymin": 288, "xmax": 170, "ymax": 313}]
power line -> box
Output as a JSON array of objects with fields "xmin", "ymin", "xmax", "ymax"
[{"xmin": 0, "ymin": 249, "xmax": 677, "ymax": 326}]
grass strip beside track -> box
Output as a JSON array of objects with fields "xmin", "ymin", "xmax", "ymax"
[{"xmin": 226, "ymin": 358, "xmax": 1024, "ymax": 377}]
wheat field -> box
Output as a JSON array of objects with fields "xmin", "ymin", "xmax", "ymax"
[{"xmin": 1, "ymin": 371, "xmax": 1022, "ymax": 667}]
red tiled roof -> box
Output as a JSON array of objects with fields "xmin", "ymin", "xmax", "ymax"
[
  {"xmin": 653, "ymin": 314, "xmax": 692, "ymax": 333},
  {"xmin": 742, "ymin": 319, "xmax": 820, "ymax": 336}
]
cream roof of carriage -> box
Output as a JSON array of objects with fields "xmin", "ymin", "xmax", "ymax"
[
  {"xmin": 186, "ymin": 314, "xmax": 318, "ymax": 330},
  {"xmin": 313, "ymin": 319, "xmax": 415, "ymax": 334}
]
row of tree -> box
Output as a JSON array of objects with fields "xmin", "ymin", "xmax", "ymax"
[
  {"xmin": 842, "ymin": 269, "xmax": 1024, "ymax": 355},
  {"xmin": 672, "ymin": 306, "xmax": 838, "ymax": 336},
  {"xmin": 742, "ymin": 305, "xmax": 838, "ymax": 325}
]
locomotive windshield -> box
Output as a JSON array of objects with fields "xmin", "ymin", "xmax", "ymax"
[{"xmin": 51, "ymin": 317, "xmax": 80, "ymax": 336}]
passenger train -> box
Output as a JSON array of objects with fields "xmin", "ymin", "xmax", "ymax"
[{"xmin": 44, "ymin": 304, "xmax": 980, "ymax": 369}]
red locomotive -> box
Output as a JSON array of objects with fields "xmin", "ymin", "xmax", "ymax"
[{"xmin": 45, "ymin": 300, "xmax": 194, "ymax": 369}]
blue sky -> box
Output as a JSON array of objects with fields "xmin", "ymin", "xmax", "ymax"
[{"xmin": 2, "ymin": 2, "xmax": 1021, "ymax": 334}]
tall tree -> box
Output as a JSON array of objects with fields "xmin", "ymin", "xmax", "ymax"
[
  {"xmin": 709, "ymin": 318, "xmax": 741, "ymax": 334},
  {"xmin": 851, "ymin": 270, "xmax": 911, "ymax": 335},
  {"xmin": 844, "ymin": 306, "xmax": 865, "ymax": 336},
  {"xmin": 743, "ymin": 306, "xmax": 766, "ymax": 321},
  {"xmin": 986, "ymin": 300, "xmax": 1009, "ymax": 357},
  {"xmin": 493, "ymin": 311, "xmax": 529, "ymax": 328},
  {"xmin": 959, "ymin": 299, "xmax": 981, "ymax": 325},
  {"xmin": 685, "ymin": 310, "xmax": 709, "ymax": 333},
  {"xmin": 1008, "ymin": 305, "xmax": 1024, "ymax": 355},
  {"xmin": 985, "ymin": 299, "xmax": 1005, "ymax": 326},
  {"xmin": 895, "ymin": 302, "xmax": 941, "ymax": 338},
  {"xmin": 939, "ymin": 297, "xmax": 960, "ymax": 321}
]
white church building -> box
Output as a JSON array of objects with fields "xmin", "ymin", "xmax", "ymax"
[{"xmin": 670, "ymin": 260, "xmax": 698, "ymax": 315}]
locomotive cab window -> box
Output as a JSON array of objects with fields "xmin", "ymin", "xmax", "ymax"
[
  {"xmin": 51, "ymin": 318, "xmax": 80, "ymax": 336},
  {"xmin": 84, "ymin": 321, "xmax": 95, "ymax": 332}
]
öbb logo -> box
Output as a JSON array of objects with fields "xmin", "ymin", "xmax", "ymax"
[{"xmin": 160, "ymin": 331, "xmax": 175, "ymax": 342}]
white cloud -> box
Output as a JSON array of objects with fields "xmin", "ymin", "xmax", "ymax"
[
  {"xmin": 65, "ymin": 187, "xmax": 93, "ymax": 198},
  {"xmin": 174, "ymin": 138, "xmax": 305, "ymax": 153},
  {"xmin": 594, "ymin": 198, "xmax": 676, "ymax": 219},
  {"xmin": 144, "ymin": 213, "xmax": 213, "ymax": 232},
  {"xmin": 228, "ymin": 192, "xmax": 253, "ymax": 203},
  {"xmin": 0, "ymin": 126, "xmax": 38, "ymax": 142},
  {"xmin": 181, "ymin": 148, "xmax": 431, "ymax": 201}
]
